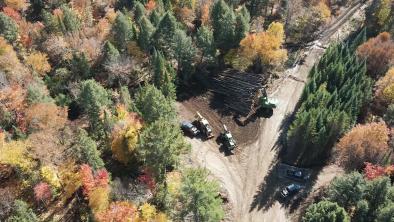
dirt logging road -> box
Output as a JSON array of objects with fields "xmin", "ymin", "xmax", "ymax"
[{"xmin": 177, "ymin": 2, "xmax": 367, "ymax": 221}]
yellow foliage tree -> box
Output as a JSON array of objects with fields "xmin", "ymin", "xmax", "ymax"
[
  {"xmin": 383, "ymin": 83, "xmax": 394, "ymax": 103},
  {"xmin": 26, "ymin": 52, "xmax": 51, "ymax": 76},
  {"xmin": 375, "ymin": 68, "xmax": 394, "ymax": 106},
  {"xmin": 89, "ymin": 186, "xmax": 110, "ymax": 213},
  {"xmin": 4, "ymin": 0, "xmax": 28, "ymax": 11},
  {"xmin": 314, "ymin": 2, "xmax": 331, "ymax": 23},
  {"xmin": 239, "ymin": 22, "xmax": 287, "ymax": 68},
  {"xmin": 376, "ymin": 0, "xmax": 392, "ymax": 26},
  {"xmin": 40, "ymin": 165, "xmax": 62, "ymax": 189},
  {"xmin": 0, "ymin": 37, "xmax": 21, "ymax": 74},
  {"xmin": 111, "ymin": 106, "xmax": 143, "ymax": 164},
  {"xmin": 0, "ymin": 139, "xmax": 34, "ymax": 172},
  {"xmin": 139, "ymin": 203, "xmax": 157, "ymax": 221},
  {"xmin": 166, "ymin": 171, "xmax": 181, "ymax": 196},
  {"xmin": 59, "ymin": 162, "xmax": 81, "ymax": 200}
]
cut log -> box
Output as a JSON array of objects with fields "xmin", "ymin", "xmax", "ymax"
[{"xmin": 207, "ymin": 69, "xmax": 268, "ymax": 116}]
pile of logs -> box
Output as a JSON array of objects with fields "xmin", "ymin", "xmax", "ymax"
[{"xmin": 208, "ymin": 69, "xmax": 267, "ymax": 116}]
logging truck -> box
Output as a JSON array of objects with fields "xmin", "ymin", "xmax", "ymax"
[
  {"xmin": 219, "ymin": 124, "xmax": 237, "ymax": 153},
  {"xmin": 195, "ymin": 112, "xmax": 214, "ymax": 139}
]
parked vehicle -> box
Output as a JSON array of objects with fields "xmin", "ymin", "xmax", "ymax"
[
  {"xmin": 181, "ymin": 121, "xmax": 200, "ymax": 137},
  {"xmin": 286, "ymin": 169, "xmax": 311, "ymax": 181},
  {"xmin": 281, "ymin": 183, "xmax": 304, "ymax": 198}
]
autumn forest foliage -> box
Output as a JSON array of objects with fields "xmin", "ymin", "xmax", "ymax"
[{"xmin": 0, "ymin": 0, "xmax": 392, "ymax": 220}]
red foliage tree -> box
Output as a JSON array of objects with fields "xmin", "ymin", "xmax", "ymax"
[
  {"xmin": 79, "ymin": 164, "xmax": 110, "ymax": 196},
  {"xmin": 34, "ymin": 182, "xmax": 52, "ymax": 203},
  {"xmin": 364, "ymin": 162, "xmax": 386, "ymax": 180},
  {"xmin": 79, "ymin": 164, "xmax": 96, "ymax": 195},
  {"xmin": 138, "ymin": 168, "xmax": 156, "ymax": 190}
]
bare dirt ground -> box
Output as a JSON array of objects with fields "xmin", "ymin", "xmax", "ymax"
[{"xmin": 177, "ymin": 2, "xmax": 367, "ymax": 221}]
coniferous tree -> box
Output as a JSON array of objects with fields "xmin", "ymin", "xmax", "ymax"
[
  {"xmin": 303, "ymin": 201, "xmax": 350, "ymax": 222},
  {"xmin": 196, "ymin": 26, "xmax": 216, "ymax": 63},
  {"xmin": 70, "ymin": 52, "xmax": 91, "ymax": 80},
  {"xmin": 138, "ymin": 117, "xmax": 188, "ymax": 181},
  {"xmin": 287, "ymin": 40, "xmax": 372, "ymax": 166},
  {"xmin": 153, "ymin": 12, "xmax": 178, "ymax": 55},
  {"xmin": 134, "ymin": 84, "xmax": 176, "ymax": 123},
  {"xmin": 103, "ymin": 41, "xmax": 120, "ymax": 64},
  {"xmin": 112, "ymin": 12, "xmax": 134, "ymax": 51},
  {"xmin": 150, "ymin": 9, "xmax": 162, "ymax": 27},
  {"xmin": 172, "ymin": 30, "xmax": 196, "ymax": 83},
  {"xmin": 178, "ymin": 168, "xmax": 225, "ymax": 222},
  {"xmin": 71, "ymin": 129, "xmax": 104, "ymax": 170},
  {"xmin": 61, "ymin": 5, "xmax": 81, "ymax": 33},
  {"xmin": 211, "ymin": 0, "xmax": 236, "ymax": 51},
  {"xmin": 138, "ymin": 16, "xmax": 155, "ymax": 51},
  {"xmin": 234, "ymin": 7, "xmax": 250, "ymax": 44},
  {"xmin": 152, "ymin": 50, "xmax": 176, "ymax": 99},
  {"xmin": 0, "ymin": 12, "xmax": 18, "ymax": 42},
  {"xmin": 134, "ymin": 1, "xmax": 146, "ymax": 22},
  {"xmin": 78, "ymin": 80, "xmax": 112, "ymax": 134}
]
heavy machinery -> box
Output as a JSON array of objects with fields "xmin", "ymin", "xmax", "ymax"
[
  {"xmin": 219, "ymin": 124, "xmax": 237, "ymax": 153},
  {"xmin": 259, "ymin": 94, "xmax": 278, "ymax": 110},
  {"xmin": 195, "ymin": 112, "xmax": 214, "ymax": 139}
]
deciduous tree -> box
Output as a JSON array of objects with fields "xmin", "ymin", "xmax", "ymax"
[
  {"xmin": 111, "ymin": 106, "xmax": 143, "ymax": 164},
  {"xmin": 95, "ymin": 201, "xmax": 137, "ymax": 222},
  {"xmin": 34, "ymin": 182, "xmax": 52, "ymax": 204},
  {"xmin": 26, "ymin": 52, "xmax": 51, "ymax": 76},
  {"xmin": 357, "ymin": 32, "xmax": 394, "ymax": 77},
  {"xmin": 336, "ymin": 122, "xmax": 389, "ymax": 170}
]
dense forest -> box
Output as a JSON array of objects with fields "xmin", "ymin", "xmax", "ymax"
[{"xmin": 0, "ymin": 0, "xmax": 393, "ymax": 220}]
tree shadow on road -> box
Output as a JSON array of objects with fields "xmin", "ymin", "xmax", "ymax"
[
  {"xmin": 249, "ymin": 105, "xmax": 325, "ymax": 214},
  {"xmin": 249, "ymin": 161, "xmax": 323, "ymax": 214}
]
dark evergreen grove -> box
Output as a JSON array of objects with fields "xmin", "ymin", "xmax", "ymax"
[{"xmin": 286, "ymin": 30, "xmax": 373, "ymax": 166}]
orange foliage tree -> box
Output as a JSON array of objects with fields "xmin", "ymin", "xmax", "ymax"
[
  {"xmin": 145, "ymin": 0, "xmax": 156, "ymax": 11},
  {"xmin": 95, "ymin": 201, "xmax": 137, "ymax": 222},
  {"xmin": 25, "ymin": 103, "xmax": 67, "ymax": 131},
  {"xmin": 336, "ymin": 122, "xmax": 390, "ymax": 170},
  {"xmin": 2, "ymin": 7, "xmax": 21, "ymax": 21},
  {"xmin": 4, "ymin": 0, "xmax": 28, "ymax": 11},
  {"xmin": 357, "ymin": 32, "xmax": 394, "ymax": 77},
  {"xmin": 238, "ymin": 22, "xmax": 287, "ymax": 68},
  {"xmin": 79, "ymin": 164, "xmax": 110, "ymax": 213},
  {"xmin": 0, "ymin": 85, "xmax": 27, "ymax": 132}
]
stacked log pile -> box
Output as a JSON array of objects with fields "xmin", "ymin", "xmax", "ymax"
[{"xmin": 208, "ymin": 69, "xmax": 267, "ymax": 116}]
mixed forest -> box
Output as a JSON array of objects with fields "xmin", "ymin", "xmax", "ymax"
[{"xmin": 0, "ymin": 0, "xmax": 393, "ymax": 220}]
